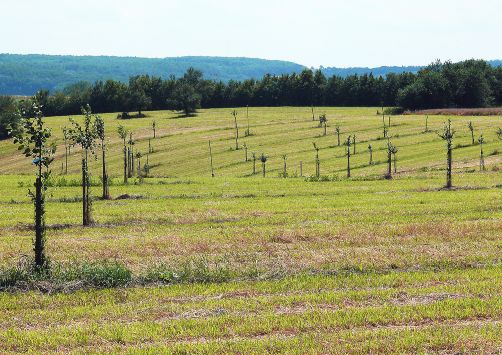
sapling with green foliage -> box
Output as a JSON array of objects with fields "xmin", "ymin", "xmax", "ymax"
[
  {"xmin": 368, "ymin": 144, "xmax": 373, "ymax": 165},
  {"xmin": 468, "ymin": 121, "xmax": 475, "ymax": 145},
  {"xmin": 335, "ymin": 124, "xmax": 341, "ymax": 146},
  {"xmin": 438, "ymin": 119, "xmax": 455, "ymax": 188},
  {"xmin": 346, "ymin": 136, "xmax": 351, "ymax": 178},
  {"xmin": 117, "ymin": 125, "xmax": 128, "ymax": 184},
  {"xmin": 232, "ymin": 110, "xmax": 239, "ymax": 150},
  {"xmin": 496, "ymin": 127, "xmax": 502, "ymax": 140},
  {"xmin": 68, "ymin": 105, "xmax": 98, "ymax": 226},
  {"xmin": 319, "ymin": 114, "xmax": 327, "ymax": 136},
  {"xmin": 313, "ymin": 142, "xmax": 320, "ymax": 177},
  {"xmin": 478, "ymin": 134, "xmax": 485, "ymax": 171},
  {"xmin": 260, "ymin": 153, "xmax": 268, "ymax": 177},
  {"xmin": 11, "ymin": 102, "xmax": 56, "ymax": 269},
  {"xmin": 94, "ymin": 116, "xmax": 110, "ymax": 200}
]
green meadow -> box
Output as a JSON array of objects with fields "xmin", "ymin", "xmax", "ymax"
[{"xmin": 0, "ymin": 107, "xmax": 500, "ymax": 353}]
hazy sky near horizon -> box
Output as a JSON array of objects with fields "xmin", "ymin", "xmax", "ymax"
[{"xmin": 1, "ymin": 0, "xmax": 500, "ymax": 68}]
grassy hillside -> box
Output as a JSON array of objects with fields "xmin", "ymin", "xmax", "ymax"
[{"xmin": 0, "ymin": 107, "xmax": 501, "ymax": 352}]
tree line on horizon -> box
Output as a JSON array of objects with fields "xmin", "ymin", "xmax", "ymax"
[{"xmin": 1, "ymin": 59, "xmax": 502, "ymax": 139}]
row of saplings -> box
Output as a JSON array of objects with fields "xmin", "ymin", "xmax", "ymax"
[
  {"xmin": 10, "ymin": 102, "xmax": 502, "ymax": 271},
  {"xmin": 11, "ymin": 103, "xmax": 156, "ymax": 270},
  {"xmin": 223, "ymin": 110, "xmax": 499, "ymax": 185}
]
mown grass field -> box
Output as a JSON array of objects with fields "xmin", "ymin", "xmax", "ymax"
[{"xmin": 0, "ymin": 107, "xmax": 501, "ymax": 353}]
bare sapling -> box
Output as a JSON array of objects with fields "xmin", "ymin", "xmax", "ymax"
[
  {"xmin": 368, "ymin": 144, "xmax": 373, "ymax": 165},
  {"xmin": 208, "ymin": 140, "xmax": 215, "ymax": 177},
  {"xmin": 346, "ymin": 136, "xmax": 351, "ymax": 177},
  {"xmin": 335, "ymin": 124, "xmax": 341, "ymax": 146},
  {"xmin": 62, "ymin": 126, "xmax": 69, "ymax": 174},
  {"xmin": 352, "ymin": 134, "xmax": 356, "ymax": 154},
  {"xmin": 117, "ymin": 125, "xmax": 128, "ymax": 184},
  {"xmin": 282, "ymin": 154, "xmax": 287, "ymax": 178},
  {"xmin": 245, "ymin": 105, "xmax": 251, "ymax": 136},
  {"xmin": 313, "ymin": 142, "xmax": 320, "ymax": 177},
  {"xmin": 136, "ymin": 151, "xmax": 143, "ymax": 176},
  {"xmin": 152, "ymin": 120, "xmax": 156, "ymax": 139},
  {"xmin": 252, "ymin": 152, "xmax": 256, "ymax": 175},
  {"xmin": 94, "ymin": 116, "xmax": 110, "ymax": 199},
  {"xmin": 232, "ymin": 110, "xmax": 239, "ymax": 150},
  {"xmin": 478, "ymin": 134, "xmax": 485, "ymax": 171},
  {"xmin": 243, "ymin": 143, "xmax": 248, "ymax": 162}
]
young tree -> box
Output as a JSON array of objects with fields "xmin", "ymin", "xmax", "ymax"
[
  {"xmin": 478, "ymin": 134, "xmax": 485, "ymax": 171},
  {"xmin": 245, "ymin": 105, "xmax": 251, "ymax": 137},
  {"xmin": 62, "ymin": 126, "xmax": 70, "ymax": 174},
  {"xmin": 497, "ymin": 128, "xmax": 502, "ymax": 140},
  {"xmin": 232, "ymin": 110, "xmax": 239, "ymax": 150},
  {"xmin": 382, "ymin": 115, "xmax": 387, "ymax": 138},
  {"xmin": 243, "ymin": 143, "xmax": 248, "ymax": 161},
  {"xmin": 252, "ymin": 152, "xmax": 256, "ymax": 175},
  {"xmin": 368, "ymin": 144, "xmax": 373, "ymax": 165},
  {"xmin": 313, "ymin": 142, "xmax": 320, "ymax": 177},
  {"xmin": 281, "ymin": 154, "xmax": 287, "ymax": 178},
  {"xmin": 319, "ymin": 114, "xmax": 327, "ymax": 136},
  {"xmin": 117, "ymin": 125, "xmax": 128, "ymax": 183},
  {"xmin": 438, "ymin": 119, "xmax": 455, "ymax": 188},
  {"xmin": 352, "ymin": 135, "xmax": 356, "ymax": 154},
  {"xmin": 136, "ymin": 151, "xmax": 143, "ymax": 176},
  {"xmin": 128, "ymin": 132, "xmax": 135, "ymax": 177},
  {"xmin": 94, "ymin": 116, "xmax": 110, "ymax": 199},
  {"xmin": 311, "ymin": 105, "xmax": 315, "ymax": 121},
  {"xmin": 152, "ymin": 120, "xmax": 156, "ymax": 139},
  {"xmin": 468, "ymin": 121, "xmax": 475, "ymax": 145},
  {"xmin": 148, "ymin": 138, "xmax": 153, "ymax": 154},
  {"xmin": 425, "ymin": 115, "xmax": 429, "ymax": 132},
  {"xmin": 385, "ymin": 140, "xmax": 396, "ymax": 179},
  {"xmin": 335, "ymin": 124, "xmax": 341, "ymax": 146},
  {"xmin": 392, "ymin": 144, "xmax": 399, "ymax": 173},
  {"xmin": 11, "ymin": 102, "xmax": 56, "ymax": 269},
  {"xmin": 260, "ymin": 153, "xmax": 268, "ymax": 177},
  {"xmin": 68, "ymin": 105, "xmax": 98, "ymax": 226},
  {"xmin": 346, "ymin": 136, "xmax": 351, "ymax": 177},
  {"xmin": 208, "ymin": 140, "xmax": 215, "ymax": 177}
]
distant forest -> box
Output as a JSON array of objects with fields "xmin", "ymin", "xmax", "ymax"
[
  {"xmin": 3, "ymin": 53, "xmax": 501, "ymax": 96},
  {"xmin": 17, "ymin": 58, "xmax": 502, "ymax": 112}
]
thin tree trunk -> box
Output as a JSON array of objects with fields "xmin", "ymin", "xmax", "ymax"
[
  {"xmin": 446, "ymin": 143, "xmax": 452, "ymax": 188},
  {"xmin": 102, "ymin": 143, "xmax": 109, "ymax": 199},
  {"xmin": 34, "ymin": 161, "xmax": 45, "ymax": 268}
]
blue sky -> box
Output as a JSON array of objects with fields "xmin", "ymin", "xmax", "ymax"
[{"xmin": 1, "ymin": 0, "xmax": 500, "ymax": 67}]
